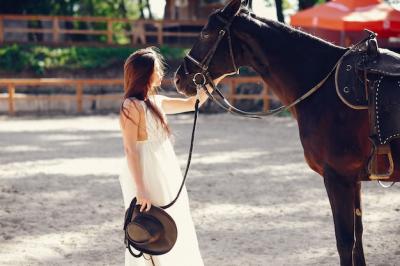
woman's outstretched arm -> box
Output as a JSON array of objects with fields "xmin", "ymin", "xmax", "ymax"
[
  {"xmin": 160, "ymin": 73, "xmax": 227, "ymax": 114},
  {"xmin": 159, "ymin": 84, "xmax": 211, "ymax": 115}
]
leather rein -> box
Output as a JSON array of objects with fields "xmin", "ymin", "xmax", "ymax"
[
  {"xmin": 183, "ymin": 12, "xmax": 376, "ymax": 119},
  {"xmin": 156, "ymin": 25, "xmax": 378, "ymax": 211}
]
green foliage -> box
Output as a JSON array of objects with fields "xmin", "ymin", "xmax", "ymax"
[
  {"xmin": 282, "ymin": 0, "xmax": 293, "ymax": 10},
  {"xmin": 0, "ymin": 44, "xmax": 186, "ymax": 74},
  {"xmin": 1, "ymin": 0, "xmax": 139, "ymax": 18},
  {"xmin": 159, "ymin": 46, "xmax": 189, "ymax": 62},
  {"xmin": 298, "ymin": 0, "xmax": 325, "ymax": 10},
  {"xmin": 0, "ymin": 44, "xmax": 29, "ymax": 72}
]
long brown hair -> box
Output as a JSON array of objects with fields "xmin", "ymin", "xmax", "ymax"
[{"xmin": 120, "ymin": 47, "xmax": 170, "ymax": 135}]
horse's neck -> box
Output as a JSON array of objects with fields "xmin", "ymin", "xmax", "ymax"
[{"xmin": 234, "ymin": 16, "xmax": 346, "ymax": 106}]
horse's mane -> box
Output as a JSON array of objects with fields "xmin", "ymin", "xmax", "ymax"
[
  {"xmin": 209, "ymin": 5, "xmax": 344, "ymax": 51},
  {"xmin": 240, "ymin": 9, "xmax": 343, "ymax": 49}
]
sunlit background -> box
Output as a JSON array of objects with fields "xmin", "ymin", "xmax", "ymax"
[{"xmin": 1, "ymin": 0, "xmax": 400, "ymax": 265}]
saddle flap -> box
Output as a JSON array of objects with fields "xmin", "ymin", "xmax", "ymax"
[
  {"xmin": 372, "ymin": 75, "xmax": 400, "ymax": 144},
  {"xmin": 335, "ymin": 50, "xmax": 369, "ymax": 109},
  {"xmin": 363, "ymin": 48, "xmax": 400, "ymax": 76},
  {"xmin": 334, "ymin": 33, "xmax": 400, "ymax": 180}
]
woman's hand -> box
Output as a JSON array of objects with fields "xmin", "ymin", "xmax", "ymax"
[
  {"xmin": 159, "ymin": 84, "xmax": 214, "ymax": 114},
  {"xmin": 136, "ymin": 187, "xmax": 152, "ymax": 212}
]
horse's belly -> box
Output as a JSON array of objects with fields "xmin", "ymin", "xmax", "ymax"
[{"xmin": 303, "ymin": 136, "xmax": 400, "ymax": 182}]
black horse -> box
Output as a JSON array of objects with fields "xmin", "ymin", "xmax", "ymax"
[{"xmin": 174, "ymin": 0, "xmax": 400, "ymax": 265}]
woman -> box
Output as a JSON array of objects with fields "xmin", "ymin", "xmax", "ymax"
[{"xmin": 118, "ymin": 47, "xmax": 214, "ymax": 266}]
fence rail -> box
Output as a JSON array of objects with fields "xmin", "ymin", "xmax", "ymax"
[
  {"xmin": 0, "ymin": 77, "xmax": 276, "ymax": 115},
  {"xmin": 0, "ymin": 14, "xmax": 207, "ymax": 46}
]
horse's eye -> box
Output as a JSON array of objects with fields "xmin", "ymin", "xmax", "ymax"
[{"xmin": 201, "ymin": 31, "xmax": 210, "ymax": 40}]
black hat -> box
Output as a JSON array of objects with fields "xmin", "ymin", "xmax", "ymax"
[{"xmin": 124, "ymin": 197, "xmax": 177, "ymax": 256}]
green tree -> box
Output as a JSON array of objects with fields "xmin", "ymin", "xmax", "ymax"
[
  {"xmin": 0, "ymin": 0, "xmax": 138, "ymax": 18},
  {"xmin": 137, "ymin": 0, "xmax": 153, "ymax": 19},
  {"xmin": 299, "ymin": 0, "xmax": 327, "ymax": 10},
  {"xmin": 275, "ymin": 0, "xmax": 285, "ymax": 23},
  {"xmin": 0, "ymin": 0, "xmax": 144, "ymax": 43}
]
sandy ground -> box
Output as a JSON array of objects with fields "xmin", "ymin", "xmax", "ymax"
[{"xmin": 0, "ymin": 113, "xmax": 400, "ymax": 266}]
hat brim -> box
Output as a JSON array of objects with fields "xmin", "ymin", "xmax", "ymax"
[{"xmin": 129, "ymin": 204, "xmax": 177, "ymax": 255}]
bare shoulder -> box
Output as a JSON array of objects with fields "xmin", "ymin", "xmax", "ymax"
[
  {"xmin": 120, "ymin": 98, "xmax": 144, "ymax": 124},
  {"xmin": 122, "ymin": 98, "xmax": 144, "ymax": 112}
]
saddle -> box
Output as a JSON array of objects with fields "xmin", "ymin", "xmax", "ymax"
[{"xmin": 335, "ymin": 30, "xmax": 400, "ymax": 180}]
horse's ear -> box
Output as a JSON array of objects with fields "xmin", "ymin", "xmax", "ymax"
[{"xmin": 221, "ymin": 0, "xmax": 242, "ymax": 18}]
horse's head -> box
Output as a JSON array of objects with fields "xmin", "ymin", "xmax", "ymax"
[{"xmin": 174, "ymin": 0, "xmax": 247, "ymax": 96}]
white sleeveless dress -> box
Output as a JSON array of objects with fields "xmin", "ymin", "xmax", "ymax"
[{"xmin": 118, "ymin": 95, "xmax": 204, "ymax": 266}]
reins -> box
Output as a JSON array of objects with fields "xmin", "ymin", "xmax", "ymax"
[
  {"xmin": 158, "ymin": 93, "xmax": 200, "ymax": 209},
  {"xmin": 158, "ymin": 29, "xmax": 379, "ymax": 211},
  {"xmin": 184, "ymin": 10, "xmax": 378, "ymax": 119}
]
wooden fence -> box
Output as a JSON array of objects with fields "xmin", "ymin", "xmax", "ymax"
[
  {"xmin": 0, "ymin": 77, "xmax": 275, "ymax": 115},
  {"xmin": 0, "ymin": 14, "xmax": 207, "ymax": 46}
]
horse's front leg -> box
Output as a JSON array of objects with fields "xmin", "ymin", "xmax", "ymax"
[
  {"xmin": 353, "ymin": 181, "xmax": 366, "ymax": 266},
  {"xmin": 323, "ymin": 166, "xmax": 357, "ymax": 266}
]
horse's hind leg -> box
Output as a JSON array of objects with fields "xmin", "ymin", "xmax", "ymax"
[
  {"xmin": 353, "ymin": 182, "xmax": 366, "ymax": 266},
  {"xmin": 323, "ymin": 166, "xmax": 357, "ymax": 266}
]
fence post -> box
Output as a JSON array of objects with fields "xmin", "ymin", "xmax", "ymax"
[
  {"xmin": 157, "ymin": 22, "xmax": 163, "ymax": 45},
  {"xmin": 76, "ymin": 82, "xmax": 83, "ymax": 113},
  {"xmin": 53, "ymin": 16, "xmax": 60, "ymax": 43},
  {"xmin": 8, "ymin": 84, "xmax": 15, "ymax": 115},
  {"xmin": 107, "ymin": 19, "xmax": 113, "ymax": 44},
  {"xmin": 0, "ymin": 16, "xmax": 3, "ymax": 43},
  {"xmin": 262, "ymin": 83, "xmax": 270, "ymax": 112}
]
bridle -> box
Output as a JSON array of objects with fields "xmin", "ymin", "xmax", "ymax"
[
  {"xmin": 182, "ymin": 10, "xmax": 360, "ymax": 119},
  {"xmin": 183, "ymin": 11, "xmax": 270, "ymax": 119},
  {"xmin": 183, "ymin": 12, "xmax": 248, "ymax": 118},
  {"xmin": 184, "ymin": 13, "xmax": 238, "ymax": 80}
]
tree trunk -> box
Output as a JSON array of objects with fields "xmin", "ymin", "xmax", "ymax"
[
  {"xmin": 298, "ymin": 0, "xmax": 319, "ymax": 10},
  {"xmin": 118, "ymin": 0, "xmax": 128, "ymax": 18},
  {"xmin": 164, "ymin": 0, "xmax": 173, "ymax": 20},
  {"xmin": 138, "ymin": 0, "xmax": 145, "ymax": 19},
  {"xmin": 275, "ymin": 0, "xmax": 285, "ymax": 23},
  {"xmin": 145, "ymin": 0, "xmax": 153, "ymax": 19}
]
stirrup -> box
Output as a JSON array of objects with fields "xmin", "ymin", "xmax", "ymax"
[{"xmin": 368, "ymin": 144, "xmax": 394, "ymax": 180}]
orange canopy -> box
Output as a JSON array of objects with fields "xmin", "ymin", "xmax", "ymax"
[{"xmin": 290, "ymin": 0, "xmax": 400, "ymax": 38}]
